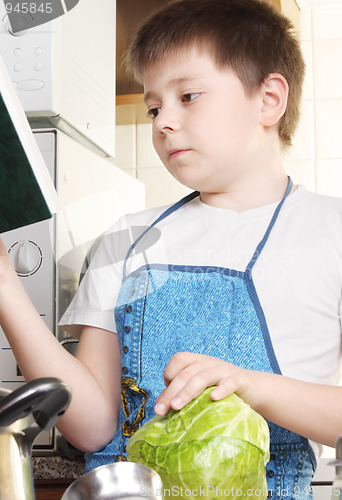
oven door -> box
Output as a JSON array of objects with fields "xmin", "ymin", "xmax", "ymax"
[{"xmin": 0, "ymin": 129, "xmax": 57, "ymax": 453}]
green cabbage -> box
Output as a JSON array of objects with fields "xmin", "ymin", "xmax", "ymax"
[{"xmin": 127, "ymin": 388, "xmax": 270, "ymax": 499}]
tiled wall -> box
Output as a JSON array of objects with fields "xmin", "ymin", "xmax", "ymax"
[
  {"xmin": 115, "ymin": 5, "xmax": 342, "ymax": 209},
  {"xmin": 284, "ymin": 6, "xmax": 342, "ymax": 196}
]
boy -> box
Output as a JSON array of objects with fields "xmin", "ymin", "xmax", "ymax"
[{"xmin": 0, "ymin": 0, "xmax": 342, "ymax": 498}]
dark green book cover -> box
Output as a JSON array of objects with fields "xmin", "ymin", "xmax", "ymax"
[{"xmin": 0, "ymin": 94, "xmax": 53, "ymax": 233}]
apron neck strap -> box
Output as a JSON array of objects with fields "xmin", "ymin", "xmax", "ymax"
[
  {"xmin": 246, "ymin": 176, "xmax": 293, "ymax": 273},
  {"xmin": 122, "ymin": 191, "xmax": 199, "ymax": 280},
  {"xmin": 122, "ymin": 177, "xmax": 293, "ymax": 280}
]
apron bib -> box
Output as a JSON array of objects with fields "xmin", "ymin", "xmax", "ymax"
[{"xmin": 85, "ymin": 178, "xmax": 317, "ymax": 499}]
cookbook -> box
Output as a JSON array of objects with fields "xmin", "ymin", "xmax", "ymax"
[{"xmin": 0, "ymin": 54, "xmax": 59, "ymax": 233}]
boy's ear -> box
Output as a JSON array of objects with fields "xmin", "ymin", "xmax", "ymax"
[{"xmin": 259, "ymin": 73, "xmax": 289, "ymax": 128}]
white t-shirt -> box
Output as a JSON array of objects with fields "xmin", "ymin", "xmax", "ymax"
[{"xmin": 60, "ymin": 184, "xmax": 342, "ymax": 387}]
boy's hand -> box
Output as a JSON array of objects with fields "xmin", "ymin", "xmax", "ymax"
[
  {"xmin": 154, "ymin": 351, "xmax": 262, "ymax": 416},
  {"xmin": 153, "ymin": 352, "xmax": 342, "ymax": 449}
]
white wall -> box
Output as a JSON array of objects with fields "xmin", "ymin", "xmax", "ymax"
[{"xmin": 284, "ymin": 6, "xmax": 342, "ymax": 195}]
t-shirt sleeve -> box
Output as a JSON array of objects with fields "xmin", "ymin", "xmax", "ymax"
[{"xmin": 58, "ymin": 217, "xmax": 131, "ymax": 337}]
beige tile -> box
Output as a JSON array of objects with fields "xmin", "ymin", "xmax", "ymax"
[
  {"xmin": 136, "ymin": 123, "xmax": 164, "ymax": 168},
  {"xmin": 116, "ymin": 105, "xmax": 137, "ymax": 125},
  {"xmin": 118, "ymin": 167, "xmax": 137, "ymax": 178},
  {"xmin": 316, "ymin": 159, "xmax": 342, "ymax": 196},
  {"xmin": 116, "ymin": 102, "xmax": 150, "ymax": 125},
  {"xmin": 137, "ymin": 167, "xmax": 192, "ymax": 209},
  {"xmin": 288, "ymin": 99, "xmax": 315, "ymax": 160},
  {"xmin": 114, "ymin": 123, "xmax": 136, "ymax": 169},
  {"xmin": 301, "ymin": 40, "xmax": 314, "ymax": 100},
  {"xmin": 315, "ymin": 98, "xmax": 342, "ymax": 159},
  {"xmin": 300, "ymin": 10, "xmax": 312, "ymax": 42},
  {"xmin": 313, "ymin": 39, "xmax": 342, "ymax": 99},
  {"xmin": 283, "ymin": 159, "xmax": 316, "ymax": 191},
  {"xmin": 312, "ymin": 8, "xmax": 342, "ymax": 40}
]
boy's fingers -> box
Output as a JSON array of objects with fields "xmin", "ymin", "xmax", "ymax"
[
  {"xmin": 163, "ymin": 351, "xmax": 198, "ymax": 386},
  {"xmin": 155, "ymin": 370, "xmax": 196, "ymax": 415},
  {"xmin": 155, "ymin": 352, "xmax": 242, "ymax": 416},
  {"xmin": 155, "ymin": 364, "xmax": 229, "ymax": 415}
]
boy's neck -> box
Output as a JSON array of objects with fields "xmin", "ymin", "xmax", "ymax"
[{"xmin": 199, "ymin": 171, "xmax": 295, "ymax": 212}]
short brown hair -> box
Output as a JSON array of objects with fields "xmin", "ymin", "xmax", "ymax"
[{"xmin": 126, "ymin": 0, "xmax": 305, "ymax": 147}]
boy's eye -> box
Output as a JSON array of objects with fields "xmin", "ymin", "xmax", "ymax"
[
  {"xmin": 147, "ymin": 107, "xmax": 161, "ymax": 119},
  {"xmin": 182, "ymin": 93, "xmax": 200, "ymax": 103}
]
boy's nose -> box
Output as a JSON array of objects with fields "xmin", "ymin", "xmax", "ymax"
[{"xmin": 155, "ymin": 108, "xmax": 180, "ymax": 134}]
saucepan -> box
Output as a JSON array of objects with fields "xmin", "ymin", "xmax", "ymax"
[
  {"xmin": 0, "ymin": 377, "xmax": 71, "ymax": 500},
  {"xmin": 61, "ymin": 462, "xmax": 164, "ymax": 500}
]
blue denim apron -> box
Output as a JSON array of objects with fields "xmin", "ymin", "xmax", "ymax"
[{"xmin": 85, "ymin": 178, "xmax": 317, "ymax": 499}]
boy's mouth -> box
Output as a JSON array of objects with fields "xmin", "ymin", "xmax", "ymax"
[{"xmin": 168, "ymin": 149, "xmax": 190, "ymax": 160}]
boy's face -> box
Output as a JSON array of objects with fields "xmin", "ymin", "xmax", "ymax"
[{"xmin": 143, "ymin": 47, "xmax": 265, "ymax": 194}]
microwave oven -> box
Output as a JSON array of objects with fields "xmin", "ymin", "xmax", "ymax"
[{"xmin": 0, "ymin": 0, "xmax": 116, "ymax": 157}]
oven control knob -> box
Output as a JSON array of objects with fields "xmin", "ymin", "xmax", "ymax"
[{"xmin": 9, "ymin": 241, "xmax": 43, "ymax": 276}]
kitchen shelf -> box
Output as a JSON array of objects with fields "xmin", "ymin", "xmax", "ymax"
[{"xmin": 116, "ymin": 94, "xmax": 144, "ymax": 106}]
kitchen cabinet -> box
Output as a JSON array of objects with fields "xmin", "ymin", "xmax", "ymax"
[
  {"xmin": 116, "ymin": 0, "xmax": 172, "ymax": 96},
  {"xmin": 34, "ymin": 480, "xmax": 72, "ymax": 500}
]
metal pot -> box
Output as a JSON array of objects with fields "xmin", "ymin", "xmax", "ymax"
[
  {"xmin": 0, "ymin": 377, "xmax": 71, "ymax": 500},
  {"xmin": 61, "ymin": 462, "xmax": 164, "ymax": 500}
]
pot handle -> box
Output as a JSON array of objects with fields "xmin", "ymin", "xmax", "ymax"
[{"xmin": 0, "ymin": 377, "xmax": 71, "ymax": 432}]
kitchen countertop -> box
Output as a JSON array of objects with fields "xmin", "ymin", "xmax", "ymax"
[
  {"xmin": 32, "ymin": 456, "xmax": 85, "ymax": 480},
  {"xmin": 31, "ymin": 456, "xmax": 334, "ymax": 500}
]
